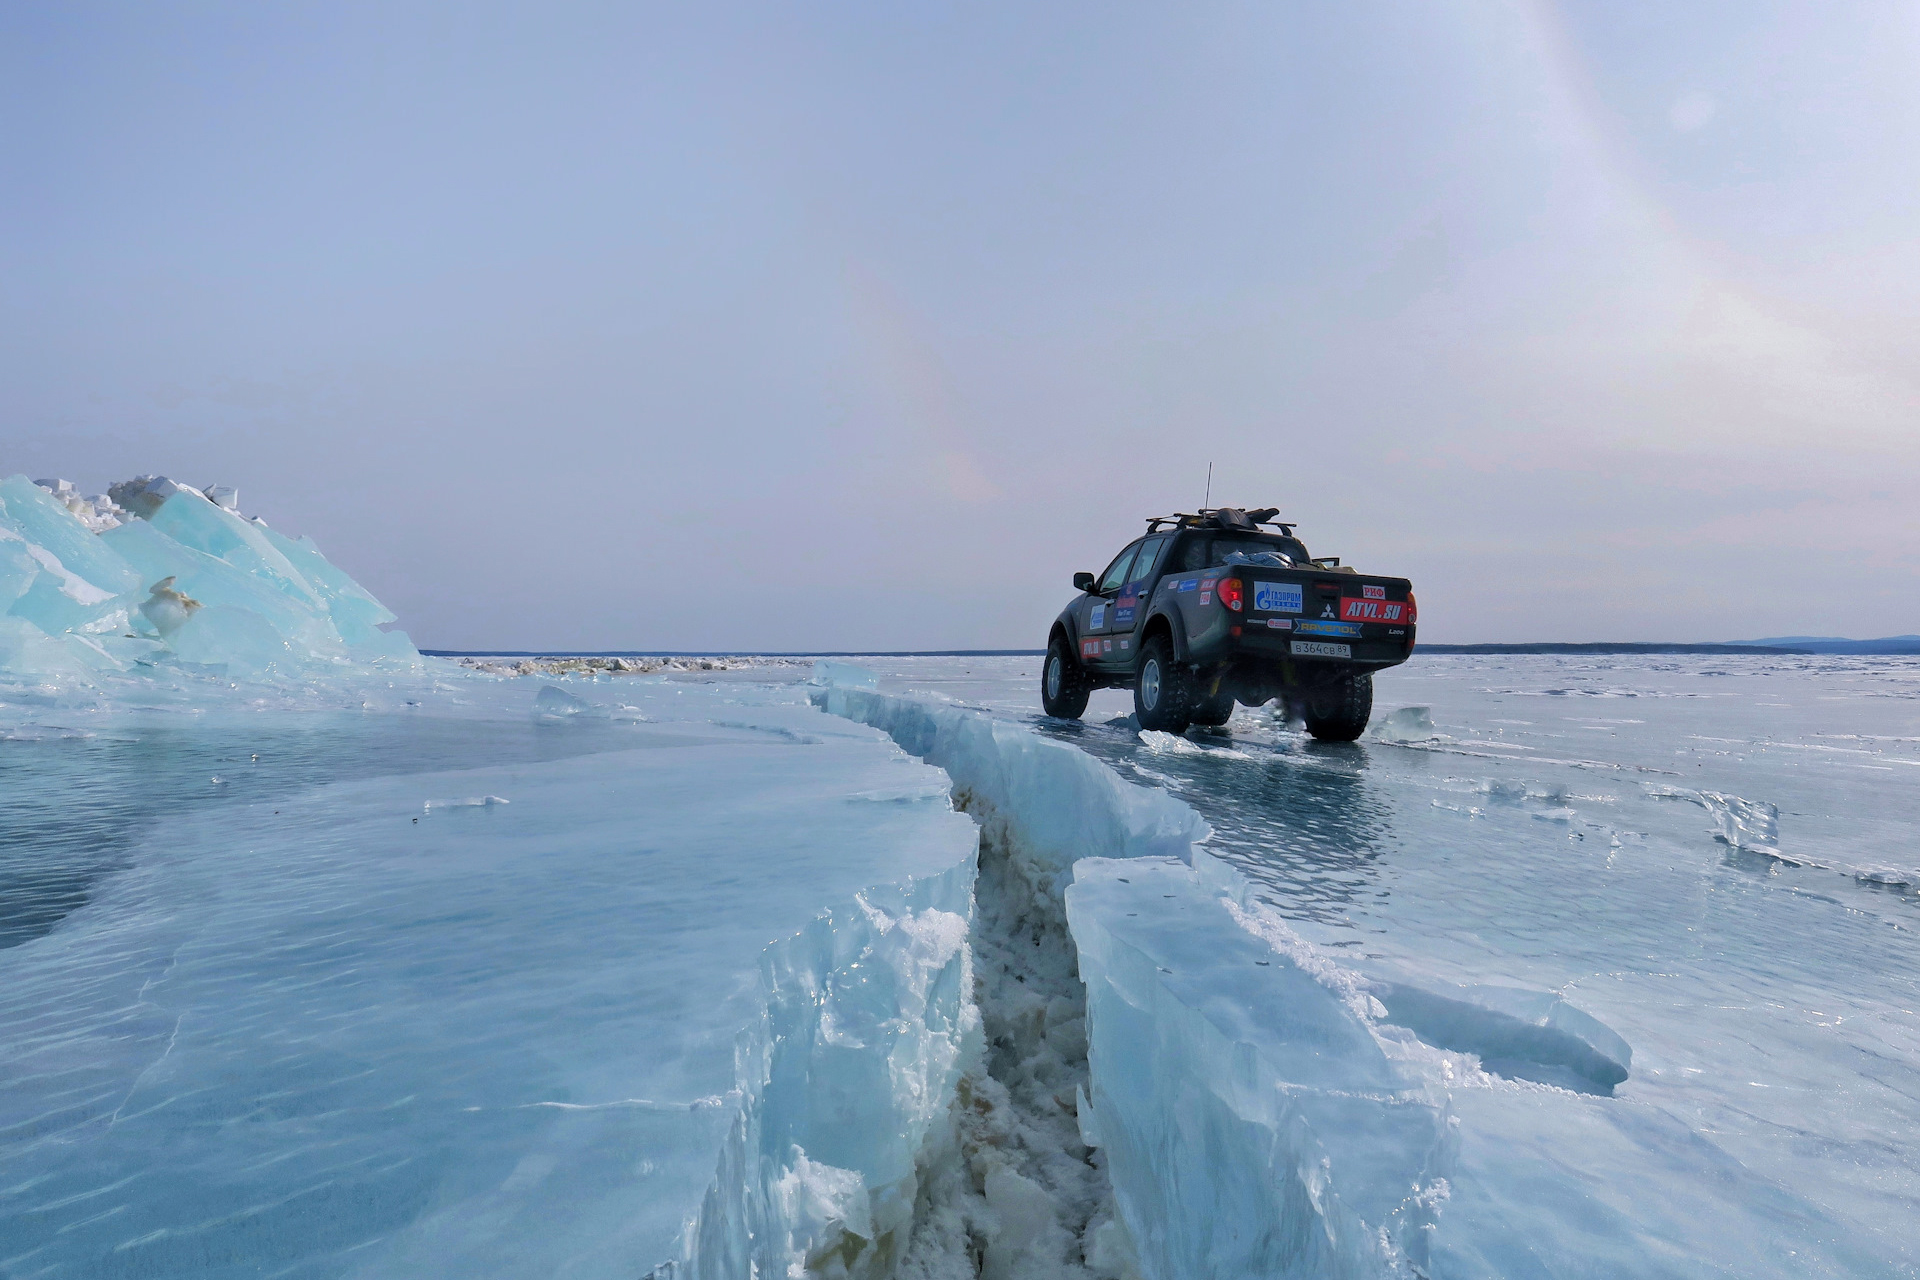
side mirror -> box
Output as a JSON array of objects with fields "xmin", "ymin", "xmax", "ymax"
[{"xmin": 1073, "ymin": 571, "xmax": 1097, "ymax": 593}]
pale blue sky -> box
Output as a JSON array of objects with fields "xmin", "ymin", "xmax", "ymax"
[{"xmin": 4, "ymin": 2, "xmax": 1916, "ymax": 648}]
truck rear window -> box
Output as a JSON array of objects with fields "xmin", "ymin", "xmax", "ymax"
[{"xmin": 1187, "ymin": 534, "xmax": 1311, "ymax": 569}]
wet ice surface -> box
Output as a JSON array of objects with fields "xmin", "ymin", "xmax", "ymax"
[
  {"xmin": 0, "ymin": 669, "xmax": 976, "ymax": 1279},
  {"xmin": 858, "ymin": 652, "xmax": 1920, "ymax": 1273}
]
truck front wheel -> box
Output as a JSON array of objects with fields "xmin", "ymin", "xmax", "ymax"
[
  {"xmin": 1303, "ymin": 672, "xmax": 1373, "ymax": 742},
  {"xmin": 1133, "ymin": 634, "xmax": 1192, "ymax": 733},
  {"xmin": 1041, "ymin": 635, "xmax": 1091, "ymax": 719}
]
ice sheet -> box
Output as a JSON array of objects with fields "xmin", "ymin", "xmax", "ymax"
[
  {"xmin": 7, "ymin": 631, "xmax": 1917, "ymax": 1277},
  {"xmin": 0, "ymin": 676, "xmax": 978, "ymax": 1278},
  {"xmin": 834, "ymin": 653, "xmax": 1920, "ymax": 1277}
]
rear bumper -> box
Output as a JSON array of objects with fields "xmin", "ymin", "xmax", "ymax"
[{"xmin": 1188, "ymin": 629, "xmax": 1413, "ymax": 702}]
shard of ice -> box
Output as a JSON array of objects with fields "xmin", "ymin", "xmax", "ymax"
[{"xmin": 0, "ymin": 473, "xmax": 418, "ymax": 682}]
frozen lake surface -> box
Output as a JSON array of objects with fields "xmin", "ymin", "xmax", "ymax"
[
  {"xmin": 856, "ymin": 651, "xmax": 1920, "ymax": 1275},
  {"xmin": 2, "ymin": 649, "xmax": 1917, "ymax": 1277},
  {"xmin": 0, "ymin": 670, "xmax": 978, "ymax": 1278}
]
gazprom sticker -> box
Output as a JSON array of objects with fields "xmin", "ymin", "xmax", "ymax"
[
  {"xmin": 1090, "ymin": 603, "xmax": 1106, "ymax": 629},
  {"xmin": 1252, "ymin": 581, "xmax": 1303, "ymax": 614}
]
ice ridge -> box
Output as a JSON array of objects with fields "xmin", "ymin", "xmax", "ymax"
[
  {"xmin": 679, "ymin": 858, "xmax": 979, "ymax": 1280},
  {"xmin": 0, "ymin": 472, "xmax": 418, "ymax": 684},
  {"xmin": 817, "ymin": 685, "xmax": 1457, "ymax": 1277}
]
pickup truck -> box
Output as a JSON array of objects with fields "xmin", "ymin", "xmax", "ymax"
[{"xmin": 1041, "ymin": 507, "xmax": 1416, "ymax": 740}]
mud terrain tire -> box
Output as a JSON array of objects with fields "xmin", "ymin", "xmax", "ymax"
[
  {"xmin": 1304, "ymin": 672, "xmax": 1373, "ymax": 742},
  {"xmin": 1133, "ymin": 634, "xmax": 1193, "ymax": 733},
  {"xmin": 1041, "ymin": 634, "xmax": 1092, "ymax": 719}
]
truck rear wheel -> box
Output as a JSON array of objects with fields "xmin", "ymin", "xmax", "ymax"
[
  {"xmin": 1189, "ymin": 685, "xmax": 1235, "ymax": 726},
  {"xmin": 1304, "ymin": 673, "xmax": 1373, "ymax": 742},
  {"xmin": 1133, "ymin": 634, "xmax": 1192, "ymax": 733},
  {"xmin": 1041, "ymin": 635, "xmax": 1091, "ymax": 719}
]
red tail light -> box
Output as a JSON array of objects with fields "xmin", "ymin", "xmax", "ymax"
[
  {"xmin": 1218, "ymin": 578, "xmax": 1243, "ymax": 612},
  {"xmin": 1407, "ymin": 592, "xmax": 1418, "ymax": 623}
]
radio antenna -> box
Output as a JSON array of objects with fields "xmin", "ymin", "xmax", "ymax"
[{"xmin": 1203, "ymin": 461, "xmax": 1212, "ymax": 509}]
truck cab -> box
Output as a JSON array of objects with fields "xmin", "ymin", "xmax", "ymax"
[{"xmin": 1042, "ymin": 508, "xmax": 1416, "ymax": 740}]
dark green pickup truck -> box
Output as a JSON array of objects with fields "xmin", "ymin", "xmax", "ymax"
[{"xmin": 1041, "ymin": 507, "xmax": 1416, "ymax": 740}]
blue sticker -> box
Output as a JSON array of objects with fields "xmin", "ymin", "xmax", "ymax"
[
  {"xmin": 1178, "ymin": 578, "xmax": 1198, "ymax": 592},
  {"xmin": 1296, "ymin": 620, "xmax": 1362, "ymax": 638},
  {"xmin": 1090, "ymin": 603, "xmax": 1106, "ymax": 630},
  {"xmin": 1252, "ymin": 581, "xmax": 1303, "ymax": 613},
  {"xmin": 1115, "ymin": 607, "xmax": 1135, "ymax": 626}
]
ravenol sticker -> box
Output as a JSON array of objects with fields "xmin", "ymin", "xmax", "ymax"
[
  {"xmin": 1363, "ymin": 584, "xmax": 1386, "ymax": 600},
  {"xmin": 1090, "ymin": 603, "xmax": 1106, "ymax": 629},
  {"xmin": 1296, "ymin": 620, "xmax": 1362, "ymax": 638},
  {"xmin": 1252, "ymin": 581, "xmax": 1303, "ymax": 614},
  {"xmin": 1266, "ymin": 617, "xmax": 1291, "ymax": 630},
  {"xmin": 1339, "ymin": 598, "xmax": 1413, "ymax": 624}
]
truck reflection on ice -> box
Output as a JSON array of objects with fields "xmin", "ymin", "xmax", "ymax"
[{"xmin": 1033, "ymin": 713, "xmax": 1398, "ymax": 928}]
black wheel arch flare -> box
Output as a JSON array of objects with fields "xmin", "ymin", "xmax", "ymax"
[{"xmin": 1140, "ymin": 611, "xmax": 1185, "ymax": 667}]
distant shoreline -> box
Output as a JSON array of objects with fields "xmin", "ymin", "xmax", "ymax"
[
  {"xmin": 422, "ymin": 649, "xmax": 1049, "ymax": 659},
  {"xmin": 422, "ymin": 643, "xmax": 1908, "ymax": 660},
  {"xmin": 423, "ymin": 640, "xmax": 1918, "ymax": 659},
  {"xmin": 1412, "ymin": 643, "xmax": 1813, "ymax": 655}
]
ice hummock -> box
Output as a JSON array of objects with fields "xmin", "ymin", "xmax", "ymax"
[{"xmin": 0, "ymin": 473, "xmax": 419, "ymax": 681}]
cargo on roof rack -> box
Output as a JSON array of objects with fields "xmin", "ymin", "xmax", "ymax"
[{"xmin": 1145, "ymin": 507, "xmax": 1295, "ymax": 536}]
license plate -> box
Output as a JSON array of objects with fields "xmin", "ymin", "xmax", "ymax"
[
  {"xmin": 1252, "ymin": 581, "xmax": 1302, "ymax": 613},
  {"xmin": 1292, "ymin": 640, "xmax": 1351, "ymax": 659}
]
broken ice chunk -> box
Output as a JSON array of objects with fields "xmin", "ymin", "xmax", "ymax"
[
  {"xmin": 0, "ymin": 476, "xmax": 142, "ymax": 599},
  {"xmin": 107, "ymin": 475, "xmax": 201, "ymax": 521},
  {"xmin": 534, "ymin": 684, "xmax": 605, "ymax": 720},
  {"xmin": 1369, "ymin": 705, "xmax": 1441, "ymax": 743},
  {"xmin": 169, "ymin": 604, "xmax": 299, "ymax": 675},
  {"xmin": 137, "ymin": 576, "xmax": 203, "ymax": 638},
  {"xmin": 423, "ymin": 795, "xmax": 510, "ymax": 810},
  {"xmin": 810, "ymin": 660, "xmax": 878, "ymax": 690}
]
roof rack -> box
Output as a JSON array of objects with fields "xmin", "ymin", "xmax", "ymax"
[{"xmin": 1146, "ymin": 507, "xmax": 1295, "ymax": 536}]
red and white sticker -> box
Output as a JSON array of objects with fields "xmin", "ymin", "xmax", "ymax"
[
  {"xmin": 1339, "ymin": 597, "xmax": 1414, "ymax": 623},
  {"xmin": 1363, "ymin": 584, "xmax": 1386, "ymax": 600},
  {"xmin": 1081, "ymin": 637, "xmax": 1101, "ymax": 658}
]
